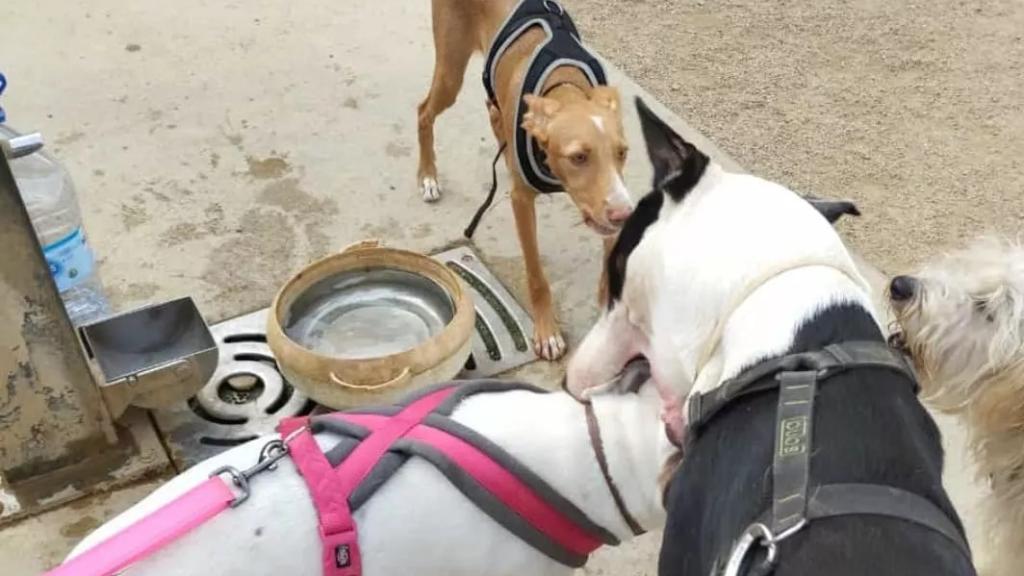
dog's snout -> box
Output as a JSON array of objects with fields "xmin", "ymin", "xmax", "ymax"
[
  {"xmin": 605, "ymin": 205, "xmax": 632, "ymax": 226},
  {"xmin": 889, "ymin": 275, "xmax": 919, "ymax": 302}
]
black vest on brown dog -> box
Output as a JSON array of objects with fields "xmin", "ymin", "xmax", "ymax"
[{"xmin": 482, "ymin": 0, "xmax": 607, "ymax": 195}]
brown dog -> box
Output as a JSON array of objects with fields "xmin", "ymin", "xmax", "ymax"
[{"xmin": 417, "ymin": 0, "xmax": 634, "ymax": 360}]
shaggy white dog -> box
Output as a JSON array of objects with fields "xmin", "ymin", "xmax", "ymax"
[{"xmin": 889, "ymin": 237, "xmax": 1024, "ymax": 576}]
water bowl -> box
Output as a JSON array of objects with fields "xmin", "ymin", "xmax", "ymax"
[{"xmin": 266, "ymin": 240, "xmax": 475, "ymax": 408}]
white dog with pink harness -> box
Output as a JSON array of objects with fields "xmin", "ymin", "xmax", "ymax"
[{"xmin": 54, "ymin": 368, "xmax": 674, "ymax": 576}]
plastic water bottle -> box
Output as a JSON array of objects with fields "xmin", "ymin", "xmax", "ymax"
[{"xmin": 0, "ymin": 73, "xmax": 110, "ymax": 326}]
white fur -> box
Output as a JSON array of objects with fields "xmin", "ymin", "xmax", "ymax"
[
  {"xmin": 591, "ymin": 115, "xmax": 605, "ymax": 133},
  {"xmin": 67, "ymin": 385, "xmax": 673, "ymax": 576},
  {"xmin": 890, "ymin": 237, "xmax": 1024, "ymax": 576},
  {"xmin": 421, "ymin": 177, "xmax": 441, "ymax": 202},
  {"xmin": 607, "ymin": 172, "xmax": 633, "ymax": 213},
  {"xmin": 568, "ymin": 162, "xmax": 878, "ymax": 435}
]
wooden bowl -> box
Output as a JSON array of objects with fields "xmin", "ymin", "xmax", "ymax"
[{"xmin": 267, "ymin": 240, "xmax": 475, "ymax": 408}]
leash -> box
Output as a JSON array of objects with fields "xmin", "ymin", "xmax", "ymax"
[
  {"xmin": 584, "ymin": 403, "xmax": 647, "ymax": 537},
  {"xmin": 685, "ymin": 341, "xmax": 972, "ymax": 576},
  {"xmin": 464, "ymin": 142, "xmax": 507, "ymax": 239},
  {"xmin": 48, "ymin": 381, "xmax": 630, "ymax": 575},
  {"xmin": 45, "ymin": 436, "xmax": 299, "ymax": 576}
]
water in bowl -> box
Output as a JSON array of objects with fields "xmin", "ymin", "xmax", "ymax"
[{"xmin": 284, "ymin": 268, "xmax": 455, "ymax": 360}]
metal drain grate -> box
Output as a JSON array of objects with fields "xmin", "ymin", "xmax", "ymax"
[
  {"xmin": 151, "ymin": 309, "xmax": 316, "ymax": 468},
  {"xmin": 153, "ymin": 245, "xmax": 535, "ymax": 468},
  {"xmin": 434, "ymin": 245, "xmax": 534, "ymax": 379}
]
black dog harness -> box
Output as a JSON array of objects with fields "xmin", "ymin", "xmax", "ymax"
[
  {"xmin": 483, "ymin": 0, "xmax": 607, "ymax": 195},
  {"xmin": 465, "ymin": 0, "xmax": 607, "ymax": 239},
  {"xmin": 685, "ymin": 341, "xmax": 972, "ymax": 576}
]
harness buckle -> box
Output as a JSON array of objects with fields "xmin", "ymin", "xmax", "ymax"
[
  {"xmin": 721, "ymin": 518, "xmax": 808, "ymax": 576},
  {"xmin": 210, "ymin": 466, "xmax": 251, "ymax": 508},
  {"xmin": 722, "ymin": 523, "xmax": 778, "ymax": 576},
  {"xmin": 209, "ymin": 434, "xmax": 300, "ymax": 508}
]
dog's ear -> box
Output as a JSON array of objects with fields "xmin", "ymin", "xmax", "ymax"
[
  {"xmin": 589, "ymin": 86, "xmax": 620, "ymax": 112},
  {"xmin": 804, "ymin": 196, "xmax": 862, "ymax": 225},
  {"xmin": 635, "ymin": 97, "xmax": 709, "ymax": 202},
  {"xmin": 522, "ymin": 95, "xmax": 562, "ymax": 144}
]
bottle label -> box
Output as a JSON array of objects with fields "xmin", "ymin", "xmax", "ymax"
[{"xmin": 43, "ymin": 227, "xmax": 96, "ymax": 292}]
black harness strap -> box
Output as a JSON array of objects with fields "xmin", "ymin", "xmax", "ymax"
[
  {"xmin": 691, "ymin": 341, "xmax": 973, "ymax": 576},
  {"xmin": 797, "ymin": 483, "xmax": 969, "ymax": 550},
  {"xmin": 481, "ymin": 0, "xmax": 607, "ymax": 195},
  {"xmin": 688, "ymin": 341, "xmax": 918, "ymax": 435},
  {"xmin": 770, "ymin": 371, "xmax": 816, "ymax": 536}
]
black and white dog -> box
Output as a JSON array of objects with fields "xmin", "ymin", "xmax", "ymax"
[{"xmin": 566, "ymin": 99, "xmax": 976, "ymax": 576}]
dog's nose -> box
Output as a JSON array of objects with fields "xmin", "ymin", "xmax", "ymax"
[
  {"xmin": 605, "ymin": 205, "xmax": 632, "ymax": 226},
  {"xmin": 889, "ymin": 275, "xmax": 919, "ymax": 302}
]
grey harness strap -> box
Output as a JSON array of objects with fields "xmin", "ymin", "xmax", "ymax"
[{"xmin": 690, "ymin": 341, "xmax": 973, "ymax": 576}]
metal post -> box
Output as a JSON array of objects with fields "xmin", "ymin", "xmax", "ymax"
[{"xmin": 0, "ymin": 147, "xmax": 122, "ymax": 520}]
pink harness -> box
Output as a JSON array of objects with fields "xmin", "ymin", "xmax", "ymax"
[
  {"xmin": 47, "ymin": 383, "xmax": 623, "ymax": 576},
  {"xmin": 277, "ymin": 387, "xmax": 458, "ymax": 575}
]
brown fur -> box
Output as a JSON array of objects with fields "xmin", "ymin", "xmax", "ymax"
[{"xmin": 417, "ymin": 0, "xmax": 632, "ymax": 360}]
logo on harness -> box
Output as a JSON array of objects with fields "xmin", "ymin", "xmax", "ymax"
[
  {"xmin": 335, "ymin": 544, "xmax": 351, "ymax": 568},
  {"xmin": 778, "ymin": 416, "xmax": 808, "ymax": 457}
]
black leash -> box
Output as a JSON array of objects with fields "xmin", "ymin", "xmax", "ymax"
[{"xmin": 464, "ymin": 142, "xmax": 507, "ymax": 240}]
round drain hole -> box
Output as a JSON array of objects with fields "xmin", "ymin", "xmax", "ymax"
[{"xmin": 218, "ymin": 374, "xmax": 266, "ymax": 404}]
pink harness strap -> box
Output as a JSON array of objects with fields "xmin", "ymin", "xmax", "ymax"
[
  {"xmin": 339, "ymin": 412, "xmax": 605, "ymax": 556},
  {"xmin": 278, "ymin": 387, "xmax": 457, "ymax": 576},
  {"xmin": 44, "ymin": 476, "xmax": 237, "ymax": 576}
]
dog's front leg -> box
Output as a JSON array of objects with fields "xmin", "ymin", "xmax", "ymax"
[{"xmin": 511, "ymin": 184, "xmax": 565, "ymax": 360}]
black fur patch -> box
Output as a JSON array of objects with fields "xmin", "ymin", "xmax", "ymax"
[
  {"xmin": 606, "ymin": 189, "xmax": 663, "ymax": 307},
  {"xmin": 635, "ymin": 97, "xmax": 709, "ymax": 203},
  {"xmin": 603, "ymin": 99, "xmax": 714, "ymax": 307}
]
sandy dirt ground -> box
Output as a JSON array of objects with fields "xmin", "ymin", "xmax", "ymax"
[{"xmin": 566, "ymin": 0, "xmax": 1023, "ymax": 274}]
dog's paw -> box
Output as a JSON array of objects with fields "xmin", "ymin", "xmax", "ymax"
[
  {"xmin": 533, "ymin": 328, "xmax": 567, "ymax": 361},
  {"xmin": 420, "ymin": 177, "xmax": 441, "ymax": 203}
]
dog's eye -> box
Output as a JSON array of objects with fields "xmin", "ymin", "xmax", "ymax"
[{"xmin": 569, "ymin": 151, "xmax": 589, "ymax": 166}]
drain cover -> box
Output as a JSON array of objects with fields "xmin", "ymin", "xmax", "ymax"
[
  {"xmin": 152, "ymin": 309, "xmax": 316, "ymax": 468},
  {"xmin": 153, "ymin": 245, "xmax": 535, "ymax": 469},
  {"xmin": 434, "ymin": 245, "xmax": 535, "ymax": 379}
]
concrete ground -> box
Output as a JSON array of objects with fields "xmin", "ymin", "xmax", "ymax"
[
  {"xmin": 565, "ymin": 0, "xmax": 1024, "ymax": 275},
  {"xmin": 0, "ymin": 0, "xmax": 990, "ymax": 574}
]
